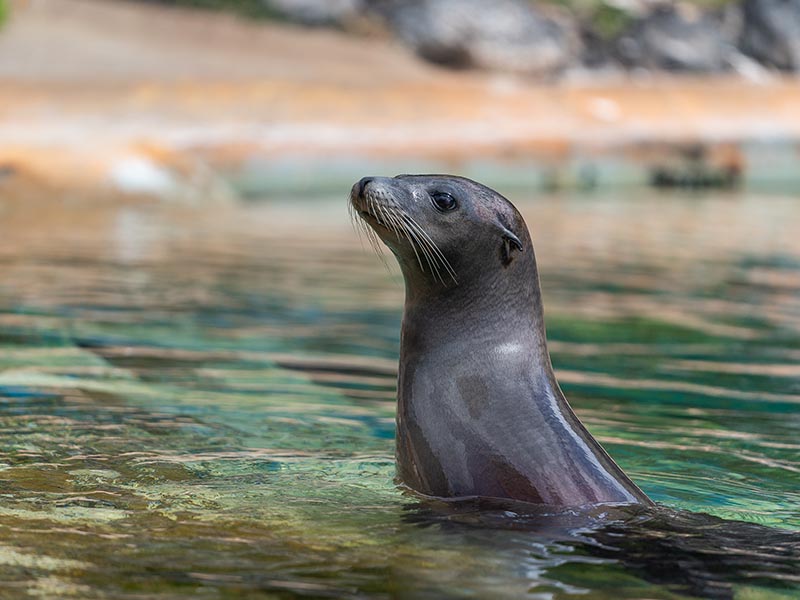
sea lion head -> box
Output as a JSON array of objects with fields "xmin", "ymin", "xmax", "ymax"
[{"xmin": 350, "ymin": 175, "xmax": 530, "ymax": 288}]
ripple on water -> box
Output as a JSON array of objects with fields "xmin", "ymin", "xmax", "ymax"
[{"xmin": 0, "ymin": 191, "xmax": 798, "ymax": 598}]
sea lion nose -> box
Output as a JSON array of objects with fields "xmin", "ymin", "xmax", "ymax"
[{"xmin": 357, "ymin": 176, "xmax": 375, "ymax": 197}]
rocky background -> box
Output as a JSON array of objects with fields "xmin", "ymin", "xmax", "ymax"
[
  {"xmin": 1, "ymin": 0, "xmax": 798, "ymax": 196},
  {"xmin": 137, "ymin": 0, "xmax": 800, "ymax": 78}
]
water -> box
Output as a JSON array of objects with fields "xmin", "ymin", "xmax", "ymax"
[{"xmin": 0, "ymin": 185, "xmax": 798, "ymax": 599}]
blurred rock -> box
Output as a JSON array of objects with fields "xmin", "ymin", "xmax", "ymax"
[
  {"xmin": 649, "ymin": 143, "xmax": 743, "ymax": 189},
  {"xmin": 614, "ymin": 4, "xmax": 734, "ymax": 72},
  {"xmin": 739, "ymin": 0, "xmax": 800, "ymax": 72},
  {"xmin": 370, "ymin": 0, "xmax": 575, "ymax": 76},
  {"xmin": 262, "ymin": 0, "xmax": 365, "ymax": 27},
  {"xmin": 575, "ymin": 0, "xmax": 639, "ymax": 70},
  {"xmin": 0, "ymin": 163, "xmax": 16, "ymax": 180}
]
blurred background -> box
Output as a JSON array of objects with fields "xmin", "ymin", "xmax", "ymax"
[
  {"xmin": 1, "ymin": 0, "xmax": 799, "ymax": 193},
  {"xmin": 0, "ymin": 1, "xmax": 799, "ymax": 599}
]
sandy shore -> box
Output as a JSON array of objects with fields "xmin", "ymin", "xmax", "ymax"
[{"xmin": 1, "ymin": 0, "xmax": 799, "ymax": 192}]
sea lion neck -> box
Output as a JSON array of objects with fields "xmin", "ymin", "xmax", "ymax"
[{"xmin": 400, "ymin": 238, "xmax": 550, "ymax": 366}]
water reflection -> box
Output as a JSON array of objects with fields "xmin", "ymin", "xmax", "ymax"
[
  {"xmin": 0, "ymin": 186, "xmax": 797, "ymax": 598},
  {"xmin": 404, "ymin": 497, "xmax": 800, "ymax": 599}
]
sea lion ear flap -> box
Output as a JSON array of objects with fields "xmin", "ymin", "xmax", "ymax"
[{"xmin": 500, "ymin": 227, "xmax": 524, "ymax": 267}]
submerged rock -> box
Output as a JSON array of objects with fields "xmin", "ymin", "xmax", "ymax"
[
  {"xmin": 739, "ymin": 0, "xmax": 800, "ymax": 71},
  {"xmin": 371, "ymin": 0, "xmax": 575, "ymax": 76}
]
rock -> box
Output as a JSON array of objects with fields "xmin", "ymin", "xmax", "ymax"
[
  {"xmin": 648, "ymin": 144, "xmax": 743, "ymax": 189},
  {"xmin": 0, "ymin": 164, "xmax": 16, "ymax": 180},
  {"xmin": 575, "ymin": 1, "xmax": 639, "ymax": 70},
  {"xmin": 370, "ymin": 0, "xmax": 575, "ymax": 76},
  {"xmin": 262, "ymin": 0, "xmax": 365, "ymax": 27},
  {"xmin": 613, "ymin": 4, "xmax": 734, "ymax": 72},
  {"xmin": 739, "ymin": 0, "xmax": 800, "ymax": 72}
]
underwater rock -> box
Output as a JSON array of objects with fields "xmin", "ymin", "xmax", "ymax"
[
  {"xmin": 370, "ymin": 0, "xmax": 575, "ymax": 76},
  {"xmin": 739, "ymin": 0, "xmax": 800, "ymax": 71}
]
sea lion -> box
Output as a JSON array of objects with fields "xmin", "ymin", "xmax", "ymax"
[{"xmin": 350, "ymin": 174, "xmax": 652, "ymax": 507}]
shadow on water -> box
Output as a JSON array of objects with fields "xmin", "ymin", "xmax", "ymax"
[{"xmin": 405, "ymin": 497, "xmax": 800, "ymax": 599}]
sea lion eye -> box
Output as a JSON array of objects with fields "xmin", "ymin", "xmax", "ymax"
[{"xmin": 431, "ymin": 192, "xmax": 457, "ymax": 212}]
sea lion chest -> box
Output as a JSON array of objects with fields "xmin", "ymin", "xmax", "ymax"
[{"xmin": 396, "ymin": 341, "xmax": 576, "ymax": 503}]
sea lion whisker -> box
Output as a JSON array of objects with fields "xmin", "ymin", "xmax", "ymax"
[
  {"xmin": 351, "ymin": 205, "xmax": 375, "ymax": 256},
  {"xmin": 395, "ymin": 214, "xmax": 442, "ymax": 282},
  {"xmin": 348, "ymin": 198, "xmax": 370, "ymax": 251},
  {"xmin": 391, "ymin": 207, "xmax": 440, "ymax": 279},
  {"xmin": 354, "ymin": 194, "xmax": 392, "ymax": 271},
  {"xmin": 387, "ymin": 206, "xmax": 409, "ymax": 240},
  {"xmin": 372, "ymin": 197, "xmax": 386, "ymax": 224},
  {"xmin": 379, "ymin": 204, "xmax": 405, "ymax": 247},
  {"xmin": 363, "ymin": 214, "xmax": 390, "ymax": 270},
  {"xmin": 418, "ymin": 231, "xmax": 457, "ymax": 283},
  {"xmin": 377, "ymin": 202, "xmax": 398, "ymax": 236},
  {"xmin": 399, "ymin": 212, "xmax": 453, "ymax": 272},
  {"xmin": 410, "ymin": 226, "xmax": 438, "ymax": 279},
  {"xmin": 411, "ymin": 225, "xmax": 448, "ymax": 283},
  {"xmin": 368, "ymin": 195, "xmax": 378, "ymax": 224},
  {"xmin": 382, "ymin": 205, "xmax": 407, "ymax": 243},
  {"xmin": 377, "ymin": 205, "xmax": 418, "ymax": 274},
  {"xmin": 370, "ymin": 234, "xmax": 392, "ymax": 271},
  {"xmin": 413, "ymin": 228, "xmax": 444, "ymax": 283},
  {"xmin": 374, "ymin": 197, "xmax": 396, "ymax": 233},
  {"xmin": 400, "ymin": 213, "xmax": 457, "ymax": 283},
  {"xmin": 385, "ymin": 205, "xmax": 431, "ymax": 276}
]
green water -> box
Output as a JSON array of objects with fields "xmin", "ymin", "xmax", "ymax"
[{"xmin": 0, "ymin": 187, "xmax": 798, "ymax": 599}]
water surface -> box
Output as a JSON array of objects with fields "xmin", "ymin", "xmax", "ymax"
[{"xmin": 0, "ymin": 186, "xmax": 798, "ymax": 599}]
